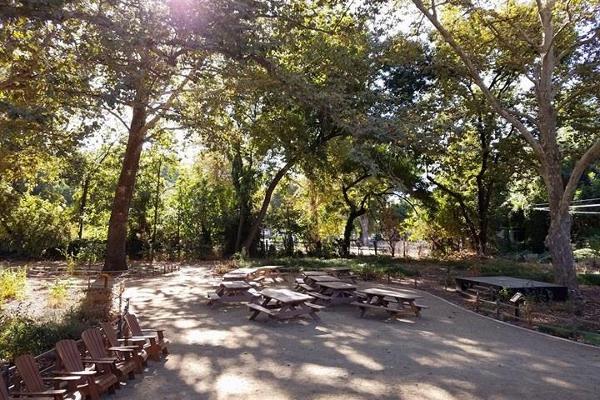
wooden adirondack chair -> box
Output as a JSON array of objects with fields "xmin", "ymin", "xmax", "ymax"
[
  {"xmin": 0, "ymin": 373, "xmax": 58, "ymax": 400},
  {"xmin": 124, "ymin": 314, "xmax": 169, "ymax": 361},
  {"xmin": 100, "ymin": 321, "xmax": 148, "ymax": 367},
  {"xmin": 14, "ymin": 354, "xmax": 81, "ymax": 400},
  {"xmin": 82, "ymin": 327, "xmax": 141, "ymax": 380},
  {"xmin": 54, "ymin": 339, "xmax": 118, "ymax": 400}
]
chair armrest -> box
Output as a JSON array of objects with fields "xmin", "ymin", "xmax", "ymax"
[
  {"xmin": 11, "ymin": 389, "xmax": 67, "ymax": 397},
  {"xmin": 108, "ymin": 347, "xmax": 135, "ymax": 352},
  {"xmin": 53, "ymin": 370, "xmax": 96, "ymax": 376},
  {"xmin": 83, "ymin": 358, "xmax": 117, "ymax": 364},
  {"xmin": 43, "ymin": 376, "xmax": 81, "ymax": 382}
]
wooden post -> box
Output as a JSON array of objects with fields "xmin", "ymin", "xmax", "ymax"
[
  {"xmin": 495, "ymin": 299, "xmax": 500, "ymax": 319},
  {"xmin": 475, "ymin": 293, "xmax": 480, "ymax": 312}
]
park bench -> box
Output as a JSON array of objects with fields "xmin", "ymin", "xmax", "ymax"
[
  {"xmin": 124, "ymin": 314, "xmax": 170, "ymax": 360},
  {"xmin": 55, "ymin": 339, "xmax": 119, "ymax": 400},
  {"xmin": 82, "ymin": 328, "xmax": 140, "ymax": 381},
  {"xmin": 12, "ymin": 354, "xmax": 75, "ymax": 400}
]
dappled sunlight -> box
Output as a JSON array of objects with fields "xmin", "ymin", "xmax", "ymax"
[
  {"xmin": 108, "ymin": 264, "xmax": 600, "ymax": 400},
  {"xmin": 323, "ymin": 342, "xmax": 384, "ymax": 371}
]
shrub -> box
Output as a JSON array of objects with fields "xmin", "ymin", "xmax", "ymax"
[
  {"xmin": 48, "ymin": 280, "xmax": 70, "ymax": 308},
  {"xmin": 0, "ymin": 268, "xmax": 26, "ymax": 302},
  {"xmin": 0, "ymin": 309, "xmax": 91, "ymax": 361},
  {"xmin": 578, "ymin": 274, "xmax": 600, "ymax": 286}
]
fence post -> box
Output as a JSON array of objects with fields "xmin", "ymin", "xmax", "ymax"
[
  {"xmin": 495, "ymin": 299, "xmax": 500, "ymax": 319},
  {"xmin": 475, "ymin": 293, "xmax": 480, "ymax": 312}
]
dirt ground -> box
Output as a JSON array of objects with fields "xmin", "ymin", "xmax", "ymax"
[{"xmin": 109, "ymin": 264, "xmax": 600, "ymax": 400}]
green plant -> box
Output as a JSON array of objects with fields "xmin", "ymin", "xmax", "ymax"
[
  {"xmin": 48, "ymin": 280, "xmax": 70, "ymax": 308},
  {"xmin": 0, "ymin": 268, "xmax": 27, "ymax": 302},
  {"xmin": 578, "ymin": 273, "xmax": 600, "ymax": 286},
  {"xmin": 0, "ymin": 309, "xmax": 91, "ymax": 361}
]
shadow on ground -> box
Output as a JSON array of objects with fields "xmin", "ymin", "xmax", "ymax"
[{"xmin": 111, "ymin": 264, "xmax": 600, "ymax": 400}]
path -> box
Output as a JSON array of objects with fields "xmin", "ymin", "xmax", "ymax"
[{"xmin": 113, "ymin": 265, "xmax": 600, "ymax": 400}]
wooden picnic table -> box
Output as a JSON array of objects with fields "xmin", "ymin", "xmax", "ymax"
[
  {"xmin": 254, "ymin": 265, "xmax": 287, "ymax": 283},
  {"xmin": 222, "ymin": 267, "xmax": 260, "ymax": 281},
  {"xmin": 248, "ymin": 288, "xmax": 323, "ymax": 321},
  {"xmin": 324, "ymin": 267, "xmax": 357, "ymax": 282},
  {"xmin": 207, "ymin": 281, "xmax": 259, "ymax": 305},
  {"xmin": 311, "ymin": 281, "xmax": 357, "ymax": 305},
  {"xmin": 301, "ymin": 270, "xmax": 327, "ymax": 276},
  {"xmin": 352, "ymin": 288, "xmax": 428, "ymax": 318}
]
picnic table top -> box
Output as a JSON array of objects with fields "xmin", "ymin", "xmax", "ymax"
[
  {"xmin": 324, "ymin": 267, "xmax": 352, "ymax": 272},
  {"xmin": 220, "ymin": 281, "xmax": 251, "ymax": 289},
  {"xmin": 307, "ymin": 275, "xmax": 340, "ymax": 282},
  {"xmin": 260, "ymin": 288, "xmax": 313, "ymax": 303},
  {"xmin": 302, "ymin": 270, "xmax": 327, "ymax": 276},
  {"xmin": 230, "ymin": 267, "xmax": 260, "ymax": 274},
  {"xmin": 318, "ymin": 281, "xmax": 357, "ymax": 290},
  {"xmin": 360, "ymin": 288, "xmax": 422, "ymax": 300},
  {"xmin": 258, "ymin": 265, "xmax": 283, "ymax": 271}
]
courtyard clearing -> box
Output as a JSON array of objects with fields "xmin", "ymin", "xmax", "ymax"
[{"xmin": 114, "ymin": 265, "xmax": 600, "ymax": 400}]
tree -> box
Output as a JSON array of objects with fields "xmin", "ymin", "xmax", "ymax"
[{"xmin": 409, "ymin": 0, "xmax": 600, "ymax": 292}]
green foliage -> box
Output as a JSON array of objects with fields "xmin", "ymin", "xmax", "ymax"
[
  {"xmin": 578, "ymin": 274, "xmax": 600, "ymax": 286},
  {"xmin": 47, "ymin": 280, "xmax": 70, "ymax": 308},
  {"xmin": 0, "ymin": 310, "xmax": 91, "ymax": 361},
  {"xmin": 0, "ymin": 268, "xmax": 26, "ymax": 302}
]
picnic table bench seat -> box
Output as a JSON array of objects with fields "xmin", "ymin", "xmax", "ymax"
[
  {"xmin": 247, "ymin": 303, "xmax": 275, "ymax": 317},
  {"xmin": 297, "ymin": 283, "xmax": 315, "ymax": 292},
  {"xmin": 307, "ymin": 291, "xmax": 331, "ymax": 301}
]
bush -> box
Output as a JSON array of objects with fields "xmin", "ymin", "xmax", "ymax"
[
  {"xmin": 0, "ymin": 195, "xmax": 71, "ymax": 257},
  {"xmin": 0, "ymin": 310, "xmax": 91, "ymax": 361},
  {"xmin": 0, "ymin": 268, "xmax": 26, "ymax": 302},
  {"xmin": 578, "ymin": 274, "xmax": 600, "ymax": 286},
  {"xmin": 48, "ymin": 280, "xmax": 70, "ymax": 308}
]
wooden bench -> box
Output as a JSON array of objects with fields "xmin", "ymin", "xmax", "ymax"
[
  {"xmin": 298, "ymin": 283, "xmax": 314, "ymax": 292},
  {"xmin": 304, "ymin": 302, "xmax": 325, "ymax": 311},
  {"xmin": 207, "ymin": 293, "xmax": 220, "ymax": 302},
  {"xmin": 307, "ymin": 292, "xmax": 331, "ymax": 301},
  {"xmin": 248, "ymin": 303, "xmax": 275, "ymax": 320}
]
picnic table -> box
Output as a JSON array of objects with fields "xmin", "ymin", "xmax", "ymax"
[
  {"xmin": 324, "ymin": 267, "xmax": 357, "ymax": 282},
  {"xmin": 295, "ymin": 274, "xmax": 339, "ymax": 292},
  {"xmin": 310, "ymin": 281, "xmax": 357, "ymax": 305},
  {"xmin": 222, "ymin": 267, "xmax": 260, "ymax": 281},
  {"xmin": 301, "ymin": 270, "xmax": 327, "ymax": 277},
  {"xmin": 254, "ymin": 265, "xmax": 286, "ymax": 283},
  {"xmin": 248, "ymin": 288, "xmax": 323, "ymax": 321},
  {"xmin": 352, "ymin": 288, "xmax": 428, "ymax": 317},
  {"xmin": 207, "ymin": 281, "xmax": 259, "ymax": 305}
]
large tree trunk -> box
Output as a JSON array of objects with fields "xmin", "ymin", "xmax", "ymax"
[
  {"xmin": 241, "ymin": 160, "xmax": 294, "ymax": 254},
  {"xmin": 342, "ymin": 209, "xmax": 364, "ymax": 257},
  {"xmin": 103, "ymin": 105, "xmax": 147, "ymax": 271},
  {"xmin": 543, "ymin": 159, "xmax": 579, "ymax": 291}
]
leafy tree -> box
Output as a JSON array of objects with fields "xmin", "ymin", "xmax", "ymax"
[{"xmin": 409, "ymin": 0, "xmax": 600, "ymax": 293}]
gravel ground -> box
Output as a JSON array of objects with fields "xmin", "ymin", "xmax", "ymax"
[{"xmin": 111, "ymin": 264, "xmax": 600, "ymax": 400}]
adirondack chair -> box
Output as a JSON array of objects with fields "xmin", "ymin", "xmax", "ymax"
[
  {"xmin": 14, "ymin": 354, "xmax": 80, "ymax": 400},
  {"xmin": 82, "ymin": 327, "xmax": 141, "ymax": 380},
  {"xmin": 124, "ymin": 314, "xmax": 169, "ymax": 361},
  {"xmin": 100, "ymin": 321, "xmax": 148, "ymax": 368},
  {"xmin": 54, "ymin": 339, "xmax": 119, "ymax": 400},
  {"xmin": 0, "ymin": 373, "xmax": 62, "ymax": 400}
]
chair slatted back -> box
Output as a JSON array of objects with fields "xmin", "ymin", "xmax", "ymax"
[
  {"xmin": 82, "ymin": 328, "xmax": 108, "ymax": 360},
  {"xmin": 100, "ymin": 322, "xmax": 118, "ymax": 348},
  {"xmin": 124, "ymin": 314, "xmax": 143, "ymax": 336},
  {"xmin": 0, "ymin": 374, "xmax": 9, "ymax": 400},
  {"xmin": 15, "ymin": 354, "xmax": 44, "ymax": 392},
  {"xmin": 55, "ymin": 340, "xmax": 85, "ymax": 372}
]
